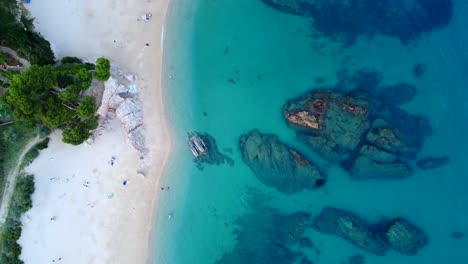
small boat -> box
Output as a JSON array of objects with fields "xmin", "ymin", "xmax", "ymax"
[{"xmin": 188, "ymin": 133, "xmax": 208, "ymax": 157}]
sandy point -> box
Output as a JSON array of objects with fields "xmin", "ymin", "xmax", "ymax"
[{"xmin": 18, "ymin": 0, "xmax": 173, "ymax": 263}]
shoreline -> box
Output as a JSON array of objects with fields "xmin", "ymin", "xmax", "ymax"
[{"xmin": 17, "ymin": 0, "xmax": 174, "ymax": 263}]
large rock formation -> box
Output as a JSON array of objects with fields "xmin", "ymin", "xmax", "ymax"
[
  {"xmin": 313, "ymin": 207, "xmax": 429, "ymax": 256},
  {"xmin": 239, "ymin": 130, "xmax": 326, "ymax": 194},
  {"xmin": 283, "ymin": 70, "xmax": 432, "ymax": 180},
  {"xmin": 312, "ymin": 207, "xmax": 387, "ymax": 256},
  {"xmin": 96, "ymin": 71, "xmax": 148, "ymax": 159},
  {"xmin": 383, "ymin": 219, "xmax": 429, "ymax": 256},
  {"xmin": 261, "ymin": 0, "xmax": 453, "ymax": 45}
]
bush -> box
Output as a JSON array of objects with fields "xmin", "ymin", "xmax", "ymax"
[
  {"xmin": 74, "ymin": 68, "xmax": 92, "ymax": 90},
  {"xmin": 62, "ymin": 120, "xmax": 91, "ymax": 145},
  {"xmin": 93, "ymin": 57, "xmax": 110, "ymax": 81},
  {"xmin": 0, "ymin": 175, "xmax": 35, "ymax": 263},
  {"xmin": 61, "ymin": 56, "xmax": 82, "ymax": 64},
  {"xmin": 76, "ymin": 96, "xmax": 96, "ymax": 119}
]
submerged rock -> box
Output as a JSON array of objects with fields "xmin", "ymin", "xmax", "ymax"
[
  {"xmin": 383, "ymin": 219, "xmax": 429, "ymax": 255},
  {"xmin": 216, "ymin": 196, "xmax": 309, "ymax": 264},
  {"xmin": 378, "ymin": 83, "xmax": 417, "ymax": 106},
  {"xmin": 413, "ymin": 64, "xmax": 427, "ymax": 78},
  {"xmin": 299, "ymin": 237, "xmax": 313, "ymax": 248},
  {"xmin": 273, "ymin": 212, "xmax": 312, "ymax": 244},
  {"xmin": 349, "ymin": 145, "xmax": 412, "ymax": 180},
  {"xmin": 417, "ymin": 157, "xmax": 450, "ymax": 170},
  {"xmin": 261, "ymin": 0, "xmax": 453, "ymax": 45},
  {"xmin": 239, "ymin": 130, "xmax": 325, "ymax": 194},
  {"xmin": 450, "ymin": 232, "xmax": 465, "ymax": 239},
  {"xmin": 312, "ymin": 207, "xmax": 387, "ymax": 255},
  {"xmin": 348, "ymin": 254, "xmax": 365, "ymax": 264}
]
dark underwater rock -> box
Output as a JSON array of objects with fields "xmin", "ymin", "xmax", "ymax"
[
  {"xmin": 379, "ymin": 107, "xmax": 432, "ymax": 152},
  {"xmin": 348, "ymin": 254, "xmax": 365, "ymax": 264},
  {"xmin": 417, "ymin": 157, "xmax": 450, "ymax": 170},
  {"xmin": 383, "ymin": 219, "xmax": 429, "ymax": 255},
  {"xmin": 239, "ymin": 130, "xmax": 326, "ymax": 194},
  {"xmin": 379, "ymin": 83, "xmax": 417, "ymax": 106},
  {"xmin": 273, "ymin": 212, "xmax": 312, "ymax": 244},
  {"xmin": 312, "ymin": 207, "xmax": 387, "ymax": 255},
  {"xmin": 216, "ymin": 202, "xmax": 308, "ymax": 264},
  {"xmin": 262, "ymin": 0, "xmax": 453, "ymax": 45},
  {"xmin": 193, "ymin": 132, "xmax": 234, "ymax": 170},
  {"xmin": 413, "ymin": 64, "xmax": 427, "ymax": 78},
  {"xmin": 299, "ymin": 237, "xmax": 313, "ymax": 248},
  {"xmin": 301, "ymin": 258, "xmax": 313, "ymax": 264},
  {"xmin": 450, "ymin": 231, "xmax": 465, "ymax": 239}
]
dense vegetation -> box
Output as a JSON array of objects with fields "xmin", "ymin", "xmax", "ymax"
[
  {"xmin": 0, "ymin": 122, "xmax": 40, "ymax": 205},
  {"xmin": 0, "ymin": 2, "xmax": 112, "ymax": 262},
  {"xmin": 0, "ymin": 175, "xmax": 35, "ymax": 264},
  {"xmin": 0, "ymin": 0, "xmax": 54, "ymax": 65},
  {"xmin": 1, "ymin": 57, "xmax": 109, "ymax": 145}
]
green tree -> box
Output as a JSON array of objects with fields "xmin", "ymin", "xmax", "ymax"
[
  {"xmin": 74, "ymin": 68, "xmax": 92, "ymax": 90},
  {"xmin": 58, "ymin": 85, "xmax": 80, "ymax": 103},
  {"xmin": 62, "ymin": 120, "xmax": 91, "ymax": 145},
  {"xmin": 76, "ymin": 96, "xmax": 96, "ymax": 119},
  {"xmin": 93, "ymin": 57, "xmax": 110, "ymax": 81},
  {"xmin": 42, "ymin": 97, "xmax": 72, "ymax": 128},
  {"xmin": 2, "ymin": 65, "xmax": 57, "ymax": 120}
]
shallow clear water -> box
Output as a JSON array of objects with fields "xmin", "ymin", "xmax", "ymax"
[{"xmin": 152, "ymin": 0, "xmax": 468, "ymax": 263}]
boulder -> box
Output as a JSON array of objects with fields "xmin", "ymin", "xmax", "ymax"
[
  {"xmin": 383, "ymin": 219, "xmax": 429, "ymax": 255},
  {"xmin": 239, "ymin": 130, "xmax": 325, "ymax": 194},
  {"xmin": 417, "ymin": 157, "xmax": 450, "ymax": 170},
  {"xmin": 285, "ymin": 91, "xmax": 373, "ymax": 163},
  {"xmin": 313, "ymin": 207, "xmax": 387, "ymax": 255}
]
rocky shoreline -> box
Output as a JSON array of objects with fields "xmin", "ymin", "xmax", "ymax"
[{"xmin": 95, "ymin": 69, "xmax": 148, "ymax": 162}]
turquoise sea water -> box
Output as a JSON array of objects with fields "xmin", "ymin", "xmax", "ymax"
[{"xmin": 152, "ymin": 0, "xmax": 468, "ymax": 263}]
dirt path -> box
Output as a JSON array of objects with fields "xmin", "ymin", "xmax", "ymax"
[
  {"xmin": 0, "ymin": 136, "xmax": 43, "ymax": 224},
  {"xmin": 0, "ymin": 46, "xmax": 31, "ymax": 67}
]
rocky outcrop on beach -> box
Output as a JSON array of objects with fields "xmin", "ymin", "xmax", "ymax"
[
  {"xmin": 283, "ymin": 70, "xmax": 432, "ymax": 180},
  {"xmin": 261, "ymin": 0, "xmax": 453, "ymax": 44},
  {"xmin": 383, "ymin": 219, "xmax": 429, "ymax": 255},
  {"xmin": 312, "ymin": 207, "xmax": 429, "ymax": 256},
  {"xmin": 239, "ymin": 130, "xmax": 326, "ymax": 194},
  {"xmin": 96, "ymin": 71, "xmax": 148, "ymax": 159},
  {"xmin": 312, "ymin": 207, "xmax": 387, "ymax": 255}
]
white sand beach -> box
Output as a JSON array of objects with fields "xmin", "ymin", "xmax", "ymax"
[{"xmin": 17, "ymin": 0, "xmax": 172, "ymax": 263}]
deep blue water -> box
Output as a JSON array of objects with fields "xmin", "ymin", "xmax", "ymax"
[{"xmin": 151, "ymin": 0, "xmax": 468, "ymax": 263}]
